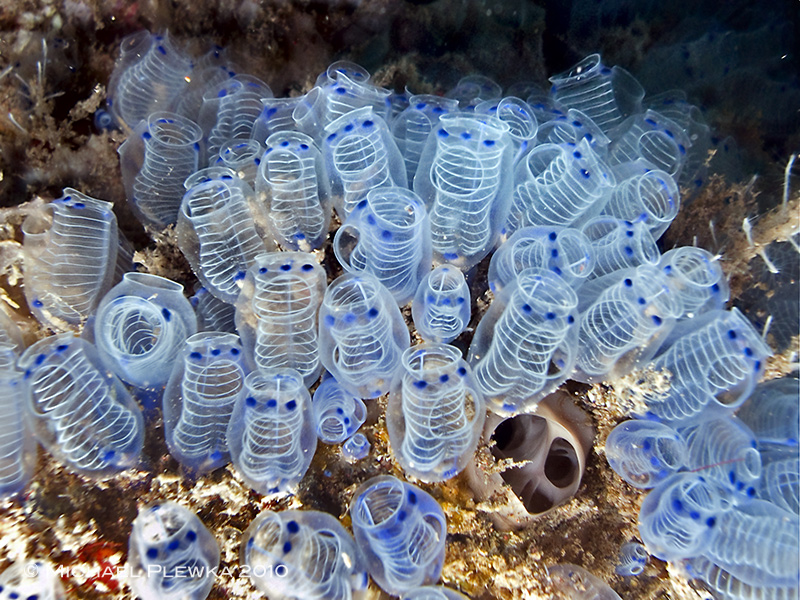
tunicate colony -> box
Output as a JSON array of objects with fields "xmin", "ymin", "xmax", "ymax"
[{"xmin": 0, "ymin": 32, "xmax": 794, "ymax": 600}]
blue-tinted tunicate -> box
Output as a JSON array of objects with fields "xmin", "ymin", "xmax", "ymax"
[
  {"xmin": 536, "ymin": 108, "xmax": 611, "ymax": 157},
  {"xmin": 311, "ymin": 377, "xmax": 367, "ymax": 444},
  {"xmin": 414, "ymin": 112, "xmax": 513, "ymax": 270},
  {"xmin": 679, "ymin": 417, "xmax": 762, "ymax": 494},
  {"xmin": 128, "ymin": 502, "xmax": 219, "ymax": 600},
  {"xmin": 333, "ymin": 186, "xmax": 431, "ymax": 305},
  {"xmin": 638, "ymin": 472, "xmax": 734, "ymax": 562},
  {"xmin": 107, "ymin": 31, "xmax": 192, "ymax": 129},
  {"xmin": 445, "ymin": 74, "xmax": 502, "ymax": 109},
  {"xmin": 605, "ymin": 420, "xmax": 687, "ymax": 489},
  {"xmin": 235, "ymin": 252, "xmax": 326, "ymax": 387},
  {"xmin": 318, "ymin": 273, "xmax": 410, "ymax": 399},
  {"xmin": 163, "ymin": 332, "xmax": 249, "ymax": 474},
  {"xmin": 119, "ymin": 112, "xmax": 203, "ymax": 228},
  {"xmin": 177, "ymin": 175, "xmax": 272, "ymax": 303},
  {"xmin": 505, "ymin": 138, "xmax": 615, "ymax": 236},
  {"xmin": 19, "ymin": 334, "xmax": 144, "ymax": 478},
  {"xmin": 387, "ymin": 343, "xmax": 485, "ymax": 481},
  {"xmin": 735, "ymin": 377, "xmax": 799, "ymax": 446},
  {"xmin": 226, "ymin": 370, "xmax": 317, "ymax": 495},
  {"xmin": 548, "ymin": 53, "xmax": 644, "ymax": 134},
  {"xmin": 616, "ymin": 542, "xmax": 649, "ymax": 576},
  {"xmin": 475, "ymin": 96, "xmax": 539, "ymax": 165},
  {"xmin": 704, "ymin": 499, "xmax": 800, "ymax": 587},
  {"xmin": 342, "ymin": 432, "xmax": 370, "ymax": 462},
  {"xmin": 574, "ymin": 265, "xmax": 682, "ymax": 382},
  {"xmin": 350, "ymin": 475, "xmax": 447, "ymax": 595},
  {"xmin": 0, "ymin": 315, "xmax": 34, "ymax": 498},
  {"xmin": 603, "ymin": 163, "xmax": 680, "ymax": 240},
  {"xmin": 0, "ymin": 560, "xmax": 66, "ymax": 600},
  {"xmin": 469, "ymin": 268, "xmax": 579, "ymax": 414},
  {"xmin": 658, "ymin": 246, "xmax": 729, "ymax": 319},
  {"xmin": 190, "ymin": 285, "xmax": 237, "ymax": 334},
  {"xmin": 198, "ymin": 74, "xmax": 272, "ymax": 161},
  {"xmin": 489, "ymin": 225, "xmax": 595, "ymax": 292},
  {"xmin": 609, "ymin": 110, "xmax": 691, "ymax": 180},
  {"xmin": 411, "ymin": 265, "xmax": 470, "ymax": 344},
  {"xmin": 686, "ymin": 556, "xmax": 799, "ymax": 600},
  {"xmin": 22, "ymin": 189, "xmax": 120, "ymax": 329},
  {"xmin": 324, "ymin": 106, "xmax": 407, "ymax": 219},
  {"xmin": 643, "ymin": 308, "xmax": 771, "ymax": 424},
  {"xmin": 391, "ymin": 94, "xmax": 459, "ymax": 181},
  {"xmin": 241, "ymin": 509, "xmax": 368, "ymax": 600},
  {"xmin": 757, "ymin": 449, "xmax": 799, "ymax": 515},
  {"xmin": 213, "ymin": 138, "xmax": 263, "ymax": 186},
  {"xmin": 256, "ymin": 131, "xmax": 332, "ymax": 252},
  {"xmin": 581, "ymin": 217, "xmax": 660, "ymax": 279},
  {"xmin": 315, "ymin": 60, "xmax": 391, "ymax": 127},
  {"xmin": 93, "ymin": 272, "xmax": 198, "ymax": 392}
]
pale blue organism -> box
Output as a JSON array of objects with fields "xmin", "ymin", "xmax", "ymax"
[
  {"xmin": 234, "ymin": 252, "xmax": 326, "ymax": 387},
  {"xmin": 605, "ymin": 420, "xmax": 688, "ymax": 489},
  {"xmin": 414, "ymin": 112, "xmax": 514, "ymax": 270},
  {"xmin": 535, "ymin": 108, "xmax": 611, "ymax": 156},
  {"xmin": 638, "ymin": 472, "xmax": 734, "ymax": 562},
  {"xmin": 678, "ymin": 417, "xmax": 762, "ymax": 495},
  {"xmin": 581, "ymin": 217, "xmax": 661, "ymax": 279},
  {"xmin": 504, "ymin": 138, "xmax": 615, "ymax": 236},
  {"xmin": 19, "ymin": 334, "xmax": 144, "ymax": 478},
  {"xmin": 489, "ymin": 226, "xmax": 595, "ymax": 292},
  {"xmin": 701, "ymin": 499, "xmax": 800, "ymax": 588},
  {"xmin": 172, "ymin": 62, "xmax": 234, "ymax": 124},
  {"xmin": 391, "ymin": 94, "xmax": 459, "ymax": 181},
  {"xmin": 252, "ymin": 95, "xmax": 305, "ymax": 141},
  {"xmin": 226, "ymin": 370, "xmax": 317, "ymax": 495},
  {"xmin": 93, "ymin": 272, "xmax": 198, "ymax": 391},
  {"xmin": 401, "ymin": 586, "xmax": 470, "ymax": 600},
  {"xmin": 0, "ymin": 561, "xmax": 66, "ymax": 600},
  {"xmin": 736, "ymin": 378, "xmax": 799, "ymax": 447},
  {"xmin": 318, "ymin": 273, "xmax": 410, "ymax": 399},
  {"xmin": 574, "ymin": 265, "xmax": 683, "ymax": 383},
  {"xmin": 387, "ymin": 343, "xmax": 485, "ymax": 482},
  {"xmin": 342, "ymin": 433, "xmax": 370, "ymax": 462},
  {"xmin": 256, "ymin": 131, "xmax": 332, "ymax": 252},
  {"xmin": 411, "ymin": 265, "xmax": 470, "ymax": 344},
  {"xmin": 445, "ymin": 74, "xmax": 502, "ymax": 109},
  {"xmin": 241, "ymin": 509, "xmax": 369, "ymax": 600},
  {"xmin": 311, "ymin": 377, "xmax": 367, "ymax": 444},
  {"xmin": 163, "ymin": 332, "xmax": 249, "ymax": 474},
  {"xmin": 333, "ymin": 186, "xmax": 431, "ymax": 305},
  {"xmin": 616, "ymin": 542, "xmax": 649, "ymax": 576},
  {"xmin": 128, "ymin": 502, "xmax": 220, "ymax": 600},
  {"xmin": 199, "ymin": 74, "xmax": 273, "ymax": 161},
  {"xmin": 177, "ymin": 176, "xmax": 273, "ymax": 303},
  {"xmin": 603, "ymin": 163, "xmax": 680, "ymax": 240},
  {"xmin": 0, "ymin": 314, "xmax": 34, "ymax": 498},
  {"xmin": 107, "ymin": 31, "xmax": 192, "ymax": 129},
  {"xmin": 22, "ymin": 188, "xmax": 120, "ymax": 329},
  {"xmin": 658, "ymin": 246, "xmax": 729, "ymax": 319},
  {"xmin": 475, "ymin": 96, "xmax": 539, "ymax": 164},
  {"xmin": 315, "ymin": 60, "xmax": 391, "ymax": 126},
  {"xmin": 468, "ymin": 268, "xmax": 580, "ymax": 414},
  {"xmin": 350, "ymin": 475, "xmax": 447, "ymax": 595},
  {"xmin": 643, "ymin": 308, "xmax": 772, "ymax": 424},
  {"xmin": 757, "ymin": 449, "xmax": 799, "ymax": 515},
  {"xmin": 190, "ymin": 286, "xmax": 237, "ymax": 334},
  {"xmin": 686, "ymin": 556, "xmax": 799, "ymax": 600},
  {"xmin": 548, "ymin": 53, "xmax": 644, "ymax": 134},
  {"xmin": 609, "ymin": 110, "xmax": 691, "ymax": 180},
  {"xmin": 323, "ymin": 106, "xmax": 407, "ymax": 219},
  {"xmin": 548, "ymin": 564, "xmax": 622, "ymax": 600},
  {"xmin": 119, "ymin": 111, "xmax": 203, "ymax": 228},
  {"xmin": 213, "ymin": 138, "xmax": 263, "ymax": 186}
]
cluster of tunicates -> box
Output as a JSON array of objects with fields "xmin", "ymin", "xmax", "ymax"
[
  {"xmin": 605, "ymin": 375, "xmax": 799, "ymax": 597},
  {"xmin": 0, "ymin": 30, "xmax": 789, "ymax": 600}
]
